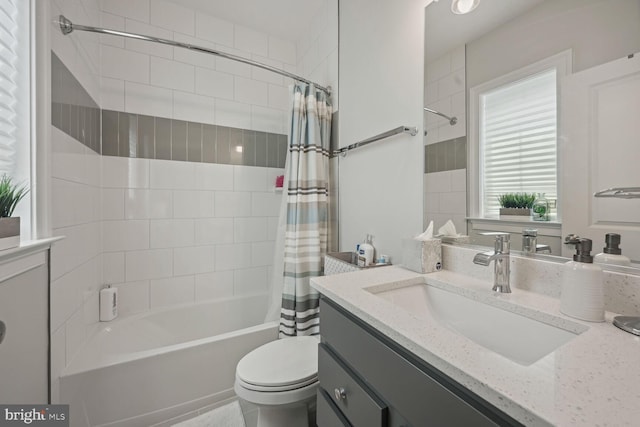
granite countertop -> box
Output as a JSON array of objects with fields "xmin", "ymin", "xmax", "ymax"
[{"xmin": 310, "ymin": 265, "xmax": 640, "ymax": 426}]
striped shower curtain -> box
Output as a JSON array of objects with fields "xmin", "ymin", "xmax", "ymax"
[{"xmin": 279, "ymin": 83, "xmax": 332, "ymax": 337}]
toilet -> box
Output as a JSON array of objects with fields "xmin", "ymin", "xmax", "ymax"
[{"xmin": 234, "ymin": 336, "xmax": 319, "ymax": 427}]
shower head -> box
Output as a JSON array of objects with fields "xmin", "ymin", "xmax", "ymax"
[{"xmin": 423, "ymin": 107, "xmax": 457, "ymax": 126}]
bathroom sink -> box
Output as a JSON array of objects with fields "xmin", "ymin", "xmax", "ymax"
[{"xmin": 369, "ymin": 283, "xmax": 582, "ymax": 365}]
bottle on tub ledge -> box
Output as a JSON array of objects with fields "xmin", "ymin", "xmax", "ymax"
[
  {"xmin": 100, "ymin": 284, "xmax": 118, "ymax": 322},
  {"xmin": 357, "ymin": 234, "xmax": 376, "ymax": 267}
]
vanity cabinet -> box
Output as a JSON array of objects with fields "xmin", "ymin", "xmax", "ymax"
[{"xmin": 317, "ymin": 297, "xmax": 523, "ymax": 427}]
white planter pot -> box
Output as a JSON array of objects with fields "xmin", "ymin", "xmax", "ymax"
[
  {"xmin": 0, "ymin": 217, "xmax": 20, "ymax": 250},
  {"xmin": 499, "ymin": 208, "xmax": 532, "ymax": 222}
]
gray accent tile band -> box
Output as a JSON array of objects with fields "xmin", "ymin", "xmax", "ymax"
[
  {"xmin": 425, "ymin": 136, "xmax": 467, "ymax": 173},
  {"xmin": 51, "ymin": 52, "xmax": 101, "ymax": 153},
  {"xmin": 101, "ymin": 109, "xmax": 288, "ymax": 168}
]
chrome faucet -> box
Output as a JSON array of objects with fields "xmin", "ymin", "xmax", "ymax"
[
  {"xmin": 522, "ymin": 229, "xmax": 552, "ymax": 254},
  {"xmin": 473, "ymin": 233, "xmax": 511, "ymax": 293}
]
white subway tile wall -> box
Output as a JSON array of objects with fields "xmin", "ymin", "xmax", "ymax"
[
  {"xmin": 424, "ymin": 45, "xmax": 466, "ymax": 146},
  {"xmin": 101, "ymin": 156, "xmax": 282, "ymax": 307},
  {"xmin": 424, "ymin": 45, "xmax": 468, "ymax": 235},
  {"xmin": 50, "ymin": 0, "xmax": 102, "ymax": 403},
  {"xmin": 99, "ymin": 0, "xmax": 301, "ymax": 135},
  {"xmin": 423, "ymin": 169, "xmax": 468, "ymax": 235},
  {"xmin": 50, "ymin": 125, "xmax": 102, "ymax": 402}
]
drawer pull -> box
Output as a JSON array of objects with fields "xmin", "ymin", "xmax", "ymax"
[
  {"xmin": 0, "ymin": 320, "xmax": 5, "ymax": 344},
  {"xmin": 334, "ymin": 387, "xmax": 347, "ymax": 401}
]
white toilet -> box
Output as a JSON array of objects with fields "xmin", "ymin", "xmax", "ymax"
[{"xmin": 234, "ymin": 336, "xmax": 319, "ymax": 427}]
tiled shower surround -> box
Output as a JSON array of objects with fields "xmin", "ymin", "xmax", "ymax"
[
  {"xmin": 51, "ymin": 50, "xmax": 286, "ymax": 318},
  {"xmin": 101, "ymin": 156, "xmax": 284, "ymax": 315},
  {"xmin": 49, "ymin": 0, "xmax": 337, "ymax": 404}
]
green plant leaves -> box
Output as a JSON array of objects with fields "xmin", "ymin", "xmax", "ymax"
[
  {"xmin": 497, "ymin": 192, "xmax": 536, "ymax": 209},
  {"xmin": 0, "ymin": 174, "xmax": 28, "ymax": 217}
]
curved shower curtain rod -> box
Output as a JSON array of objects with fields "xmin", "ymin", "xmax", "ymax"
[
  {"xmin": 423, "ymin": 107, "xmax": 457, "ymax": 125},
  {"xmin": 57, "ymin": 15, "xmax": 332, "ymax": 95}
]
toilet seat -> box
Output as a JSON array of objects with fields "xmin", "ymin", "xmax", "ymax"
[
  {"xmin": 236, "ymin": 336, "xmax": 319, "ymax": 392},
  {"xmin": 236, "ymin": 375, "xmax": 317, "ymax": 392}
]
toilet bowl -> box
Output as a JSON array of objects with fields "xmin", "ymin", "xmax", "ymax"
[{"xmin": 234, "ymin": 336, "xmax": 319, "ymax": 427}]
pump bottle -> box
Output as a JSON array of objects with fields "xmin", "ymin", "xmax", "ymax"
[
  {"xmin": 561, "ymin": 237, "xmax": 604, "ymax": 322},
  {"xmin": 594, "ymin": 233, "xmax": 631, "ymax": 267},
  {"xmin": 357, "ymin": 234, "xmax": 375, "ymax": 267}
]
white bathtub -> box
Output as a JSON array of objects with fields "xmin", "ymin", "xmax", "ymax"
[{"xmin": 60, "ymin": 294, "xmax": 279, "ymax": 427}]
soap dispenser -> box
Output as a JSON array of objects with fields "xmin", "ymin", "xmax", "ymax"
[
  {"xmin": 594, "ymin": 233, "xmax": 631, "ymax": 267},
  {"xmin": 561, "ymin": 236, "xmax": 604, "ymax": 322}
]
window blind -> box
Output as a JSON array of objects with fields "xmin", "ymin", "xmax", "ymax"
[
  {"xmin": 479, "ymin": 68, "xmax": 557, "ymax": 217},
  {"xmin": 0, "ymin": 0, "xmax": 21, "ymax": 176},
  {"xmin": 0, "ymin": 0, "xmax": 31, "ymax": 239}
]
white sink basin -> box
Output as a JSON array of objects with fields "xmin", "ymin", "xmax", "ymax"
[{"xmin": 370, "ymin": 283, "xmax": 583, "ymax": 365}]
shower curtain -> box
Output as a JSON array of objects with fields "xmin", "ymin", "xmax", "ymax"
[{"xmin": 277, "ymin": 83, "xmax": 332, "ymax": 337}]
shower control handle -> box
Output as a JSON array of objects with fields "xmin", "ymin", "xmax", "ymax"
[{"xmin": 334, "ymin": 387, "xmax": 347, "ymax": 401}]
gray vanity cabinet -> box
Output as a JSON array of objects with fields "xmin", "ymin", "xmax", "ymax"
[{"xmin": 317, "ymin": 297, "xmax": 524, "ymax": 427}]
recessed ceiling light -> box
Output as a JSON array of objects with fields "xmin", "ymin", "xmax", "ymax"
[{"xmin": 451, "ymin": 0, "xmax": 480, "ymax": 14}]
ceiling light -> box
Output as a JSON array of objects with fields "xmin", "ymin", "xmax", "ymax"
[{"xmin": 451, "ymin": 0, "xmax": 480, "ymax": 14}]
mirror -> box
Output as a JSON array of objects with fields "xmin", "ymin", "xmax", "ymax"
[{"xmin": 423, "ymin": 0, "xmax": 640, "ymax": 269}]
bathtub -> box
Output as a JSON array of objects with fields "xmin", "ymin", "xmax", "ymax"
[{"xmin": 59, "ymin": 294, "xmax": 279, "ymax": 427}]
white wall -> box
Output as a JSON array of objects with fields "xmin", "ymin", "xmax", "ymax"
[
  {"xmin": 49, "ymin": 0, "xmax": 102, "ymax": 403},
  {"xmin": 338, "ymin": 0, "xmax": 430, "ymax": 261}
]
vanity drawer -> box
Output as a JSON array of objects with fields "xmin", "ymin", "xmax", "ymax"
[
  {"xmin": 317, "ymin": 389, "xmax": 352, "ymax": 427},
  {"xmin": 320, "ymin": 297, "xmax": 520, "ymax": 427},
  {"xmin": 318, "ymin": 343, "xmax": 387, "ymax": 427}
]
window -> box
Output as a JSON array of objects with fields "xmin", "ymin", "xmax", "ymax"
[
  {"xmin": 0, "ymin": 0, "xmax": 31, "ymax": 236},
  {"xmin": 469, "ymin": 51, "xmax": 571, "ymax": 220},
  {"xmin": 480, "ymin": 69, "xmax": 557, "ymax": 217}
]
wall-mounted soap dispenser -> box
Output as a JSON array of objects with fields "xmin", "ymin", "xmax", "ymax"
[
  {"xmin": 561, "ymin": 236, "xmax": 604, "ymax": 322},
  {"xmin": 594, "ymin": 233, "xmax": 631, "ymax": 266}
]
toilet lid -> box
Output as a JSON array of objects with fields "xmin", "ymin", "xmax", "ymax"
[{"xmin": 236, "ymin": 336, "xmax": 319, "ymax": 388}]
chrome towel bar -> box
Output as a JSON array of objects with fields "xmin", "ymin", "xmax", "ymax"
[{"xmin": 332, "ymin": 126, "xmax": 418, "ymax": 157}]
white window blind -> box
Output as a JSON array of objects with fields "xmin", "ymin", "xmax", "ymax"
[
  {"xmin": 0, "ymin": 0, "xmax": 31, "ymax": 235},
  {"xmin": 0, "ymin": 1, "xmax": 20, "ymax": 175},
  {"xmin": 479, "ymin": 68, "xmax": 557, "ymax": 217}
]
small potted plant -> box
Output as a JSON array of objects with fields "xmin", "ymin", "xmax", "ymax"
[
  {"xmin": 0, "ymin": 174, "xmax": 28, "ymax": 250},
  {"xmin": 498, "ymin": 192, "xmax": 536, "ymax": 221}
]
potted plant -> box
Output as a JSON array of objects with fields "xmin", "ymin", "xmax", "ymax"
[
  {"xmin": 498, "ymin": 192, "xmax": 536, "ymax": 221},
  {"xmin": 0, "ymin": 174, "xmax": 28, "ymax": 250}
]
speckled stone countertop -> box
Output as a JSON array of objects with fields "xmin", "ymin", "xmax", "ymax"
[{"xmin": 310, "ymin": 264, "xmax": 640, "ymax": 426}]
